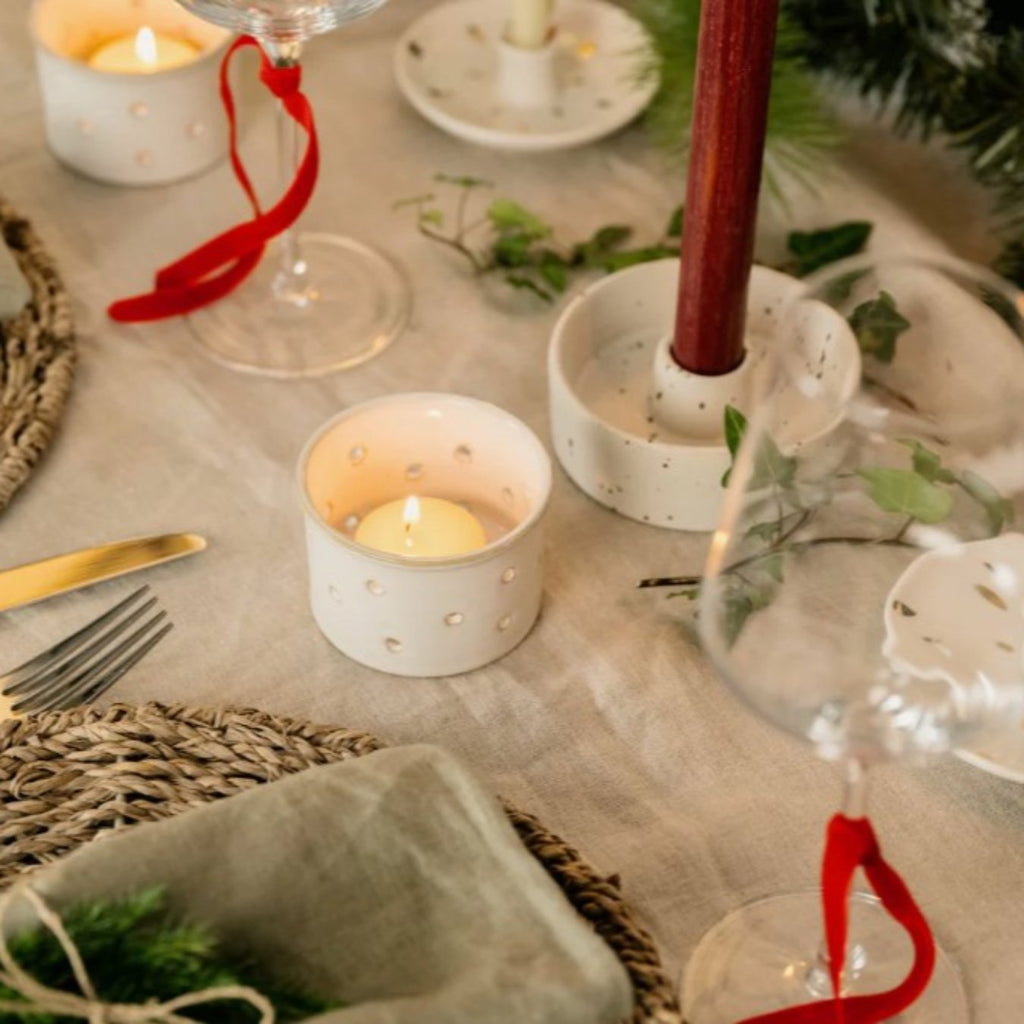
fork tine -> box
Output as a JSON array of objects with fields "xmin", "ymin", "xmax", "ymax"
[
  {"xmin": 7, "ymin": 597, "xmax": 159, "ymax": 703},
  {"xmin": 1, "ymin": 587, "xmax": 151, "ymax": 695},
  {"xmin": 59, "ymin": 621, "xmax": 174, "ymax": 710},
  {"xmin": 13, "ymin": 610, "xmax": 169, "ymax": 714}
]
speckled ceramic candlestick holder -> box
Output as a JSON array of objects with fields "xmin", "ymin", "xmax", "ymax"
[
  {"xmin": 548, "ymin": 259, "xmax": 862, "ymax": 531},
  {"xmin": 393, "ymin": 0, "xmax": 657, "ymax": 153},
  {"xmin": 299, "ymin": 393, "xmax": 552, "ymax": 677},
  {"xmin": 31, "ymin": 0, "xmax": 230, "ymax": 186}
]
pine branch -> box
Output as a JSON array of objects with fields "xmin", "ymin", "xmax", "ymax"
[
  {"xmin": 631, "ymin": 0, "xmax": 837, "ymax": 187},
  {"xmin": 782, "ymin": 0, "xmax": 1024, "ymax": 283},
  {"xmin": 0, "ymin": 889, "xmax": 336, "ymax": 1024}
]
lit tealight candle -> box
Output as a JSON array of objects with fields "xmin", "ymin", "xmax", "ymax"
[
  {"xmin": 88, "ymin": 26, "xmax": 199, "ymax": 74},
  {"xmin": 508, "ymin": 0, "xmax": 554, "ymax": 48},
  {"xmin": 355, "ymin": 495, "xmax": 487, "ymax": 558}
]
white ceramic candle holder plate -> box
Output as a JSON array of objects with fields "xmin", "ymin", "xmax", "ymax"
[
  {"xmin": 883, "ymin": 533, "xmax": 1024, "ymax": 782},
  {"xmin": 393, "ymin": 0, "xmax": 656, "ymax": 152}
]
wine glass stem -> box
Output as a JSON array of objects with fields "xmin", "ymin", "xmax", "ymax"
[
  {"xmin": 805, "ymin": 758, "xmax": 872, "ymax": 998},
  {"xmin": 842, "ymin": 757, "xmax": 870, "ymax": 817},
  {"xmin": 264, "ymin": 40, "xmax": 310, "ymax": 306}
]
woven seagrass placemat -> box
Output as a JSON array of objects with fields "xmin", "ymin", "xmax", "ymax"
[
  {"xmin": 0, "ymin": 197, "xmax": 75, "ymax": 513},
  {"xmin": 0, "ymin": 702, "xmax": 682, "ymax": 1024}
]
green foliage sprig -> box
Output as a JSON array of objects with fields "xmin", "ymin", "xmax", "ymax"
[
  {"xmin": 769, "ymin": 0, "xmax": 1024, "ymax": 283},
  {"xmin": 400, "ymin": 170, "xmax": 880, "ymax": 305},
  {"xmin": 647, "ymin": 408, "xmax": 1013, "ymax": 644},
  {"xmin": 633, "ymin": 1, "xmax": 1024, "ymax": 284},
  {"xmin": 396, "ymin": 175, "xmax": 681, "ymax": 302},
  {"xmin": 632, "ymin": 0, "xmax": 837, "ymax": 190},
  {"xmin": 0, "ymin": 889, "xmax": 336, "ymax": 1024}
]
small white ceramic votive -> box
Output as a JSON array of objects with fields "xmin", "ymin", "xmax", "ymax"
[
  {"xmin": 298, "ymin": 393, "xmax": 553, "ymax": 678},
  {"xmin": 31, "ymin": 0, "xmax": 231, "ymax": 187}
]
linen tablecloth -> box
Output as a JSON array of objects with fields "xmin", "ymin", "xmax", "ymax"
[{"xmin": 1, "ymin": 1, "xmax": 1022, "ymax": 1018}]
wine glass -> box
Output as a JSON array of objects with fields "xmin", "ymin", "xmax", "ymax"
[
  {"xmin": 682, "ymin": 254, "xmax": 1024, "ymax": 1023},
  {"xmin": 174, "ymin": 0, "xmax": 410, "ymax": 377}
]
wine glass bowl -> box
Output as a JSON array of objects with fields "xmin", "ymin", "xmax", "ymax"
[
  {"xmin": 684, "ymin": 254, "xmax": 1024, "ymax": 1023},
  {"xmin": 175, "ymin": 0, "xmax": 389, "ymax": 40},
  {"xmin": 703, "ymin": 254, "xmax": 1024, "ymax": 766}
]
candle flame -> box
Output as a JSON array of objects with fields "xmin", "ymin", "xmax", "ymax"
[
  {"xmin": 403, "ymin": 496, "xmax": 421, "ymax": 527},
  {"xmin": 402, "ymin": 495, "xmax": 420, "ymax": 549},
  {"xmin": 134, "ymin": 26, "xmax": 158, "ymax": 67}
]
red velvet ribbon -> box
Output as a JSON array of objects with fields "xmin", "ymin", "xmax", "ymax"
[
  {"xmin": 107, "ymin": 35, "xmax": 319, "ymax": 323},
  {"xmin": 737, "ymin": 815, "xmax": 936, "ymax": 1024}
]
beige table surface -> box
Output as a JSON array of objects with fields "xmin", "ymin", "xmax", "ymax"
[{"xmin": 1, "ymin": 0, "xmax": 1022, "ymax": 1018}]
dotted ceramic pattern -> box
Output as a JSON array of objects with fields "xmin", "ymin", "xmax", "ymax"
[
  {"xmin": 547, "ymin": 260, "xmax": 861, "ymax": 532},
  {"xmin": 882, "ymin": 533, "xmax": 1024, "ymax": 783},
  {"xmin": 31, "ymin": 0, "xmax": 230, "ymax": 187},
  {"xmin": 393, "ymin": 0, "xmax": 657, "ymax": 153},
  {"xmin": 299, "ymin": 393, "xmax": 552, "ymax": 677}
]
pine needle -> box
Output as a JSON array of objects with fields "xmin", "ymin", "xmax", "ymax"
[{"xmin": 0, "ymin": 889, "xmax": 336, "ymax": 1024}]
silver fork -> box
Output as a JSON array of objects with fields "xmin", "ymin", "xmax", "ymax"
[{"xmin": 0, "ymin": 586, "xmax": 172, "ymax": 713}]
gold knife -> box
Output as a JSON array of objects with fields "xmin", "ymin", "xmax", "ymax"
[{"xmin": 0, "ymin": 533, "xmax": 207, "ymax": 613}]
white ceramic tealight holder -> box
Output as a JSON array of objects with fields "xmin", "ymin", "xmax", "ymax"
[
  {"xmin": 548, "ymin": 259, "xmax": 862, "ymax": 531},
  {"xmin": 393, "ymin": 0, "xmax": 657, "ymax": 153},
  {"xmin": 31, "ymin": 0, "xmax": 231, "ymax": 187},
  {"xmin": 299, "ymin": 393, "xmax": 553, "ymax": 677}
]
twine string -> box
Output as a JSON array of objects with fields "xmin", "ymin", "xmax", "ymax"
[{"xmin": 0, "ymin": 885, "xmax": 275, "ymax": 1024}]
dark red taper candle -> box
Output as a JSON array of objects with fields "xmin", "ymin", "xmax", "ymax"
[{"xmin": 672, "ymin": 0, "xmax": 780, "ymax": 375}]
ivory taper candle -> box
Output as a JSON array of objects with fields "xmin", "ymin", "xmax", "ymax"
[{"xmin": 508, "ymin": 0, "xmax": 553, "ymax": 48}]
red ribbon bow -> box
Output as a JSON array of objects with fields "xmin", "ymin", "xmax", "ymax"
[
  {"xmin": 108, "ymin": 36, "xmax": 319, "ymax": 323},
  {"xmin": 737, "ymin": 815, "xmax": 936, "ymax": 1024}
]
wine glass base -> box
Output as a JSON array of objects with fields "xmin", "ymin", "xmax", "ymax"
[
  {"xmin": 683, "ymin": 891, "xmax": 969, "ymax": 1023},
  {"xmin": 186, "ymin": 233, "xmax": 410, "ymax": 379}
]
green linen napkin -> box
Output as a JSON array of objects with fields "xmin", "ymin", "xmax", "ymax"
[
  {"xmin": 9, "ymin": 744, "xmax": 633, "ymax": 1024},
  {"xmin": 0, "ymin": 237, "xmax": 30, "ymax": 320}
]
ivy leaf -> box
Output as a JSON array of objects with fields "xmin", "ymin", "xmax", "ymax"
[
  {"xmin": 720, "ymin": 405, "xmax": 797, "ymax": 491},
  {"xmin": 745, "ymin": 510, "xmax": 806, "ymax": 546},
  {"xmin": 492, "ymin": 233, "xmax": 533, "ymax": 267},
  {"xmin": 590, "ymin": 224, "xmax": 632, "ymax": 251},
  {"xmin": 848, "ymin": 291, "xmax": 911, "ymax": 363},
  {"xmin": 721, "ymin": 405, "xmax": 747, "ymax": 487},
  {"xmin": 723, "ymin": 591, "xmax": 754, "ymax": 647},
  {"xmin": 487, "ymin": 199, "xmax": 550, "ymax": 240},
  {"xmin": 787, "ymin": 221, "xmax": 873, "ymax": 276},
  {"xmin": 959, "ymin": 469, "xmax": 1015, "ymax": 535},
  {"xmin": 598, "ymin": 245, "xmax": 678, "ymax": 272},
  {"xmin": 724, "ymin": 405, "xmax": 746, "ymax": 459},
  {"xmin": 721, "ymin": 575, "xmax": 779, "ymax": 647},
  {"xmin": 898, "ymin": 439, "xmax": 957, "ymax": 483},
  {"xmin": 665, "ymin": 206, "xmax": 684, "ymax": 238},
  {"xmin": 572, "ymin": 225, "xmax": 633, "ymax": 268},
  {"xmin": 746, "ymin": 520, "xmax": 783, "ymax": 543},
  {"xmin": 751, "ymin": 435, "xmax": 798, "ymax": 491},
  {"xmin": 538, "ymin": 252, "xmax": 569, "ymax": 293},
  {"xmin": 858, "ymin": 467, "xmax": 954, "ymax": 523},
  {"xmin": 504, "ymin": 273, "xmax": 553, "ymax": 302},
  {"xmin": 759, "ymin": 552, "xmax": 785, "ymax": 583}
]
